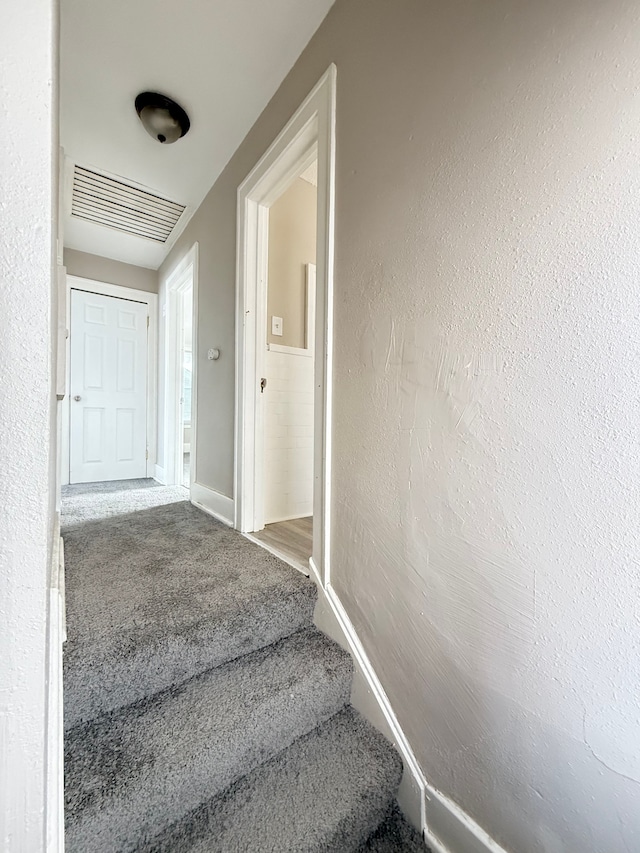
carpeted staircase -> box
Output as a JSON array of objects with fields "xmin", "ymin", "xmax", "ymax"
[{"xmin": 62, "ymin": 481, "xmax": 426, "ymax": 852}]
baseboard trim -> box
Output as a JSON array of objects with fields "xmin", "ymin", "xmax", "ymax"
[
  {"xmin": 265, "ymin": 510, "xmax": 313, "ymax": 524},
  {"xmin": 422, "ymin": 784, "xmax": 511, "ymax": 853},
  {"xmin": 46, "ymin": 530, "xmax": 65, "ymax": 853},
  {"xmin": 309, "ymin": 561, "xmax": 425, "ymax": 835},
  {"xmin": 191, "ymin": 482, "xmax": 234, "ymax": 527},
  {"xmin": 309, "ymin": 560, "xmax": 507, "ymax": 853},
  {"xmin": 154, "ymin": 465, "xmax": 167, "ymax": 485}
]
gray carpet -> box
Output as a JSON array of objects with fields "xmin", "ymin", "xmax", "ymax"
[
  {"xmin": 63, "ymin": 480, "xmax": 427, "ymax": 851},
  {"xmin": 62, "ymin": 478, "xmax": 186, "ymax": 527},
  {"xmin": 63, "ymin": 491, "xmax": 316, "ymax": 728},
  {"xmin": 358, "ymin": 805, "xmax": 429, "ymax": 852},
  {"xmin": 138, "ymin": 708, "xmax": 403, "ymax": 853}
]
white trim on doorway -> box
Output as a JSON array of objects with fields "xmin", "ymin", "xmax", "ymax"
[
  {"xmin": 61, "ymin": 275, "xmax": 158, "ymax": 486},
  {"xmin": 235, "ymin": 65, "xmax": 336, "ymax": 587},
  {"xmin": 161, "ymin": 243, "xmax": 199, "ymax": 490}
]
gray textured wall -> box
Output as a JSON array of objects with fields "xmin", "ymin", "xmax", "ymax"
[
  {"xmin": 64, "ymin": 248, "xmax": 158, "ymax": 293},
  {"xmin": 159, "ymin": 1, "xmax": 640, "ymax": 850}
]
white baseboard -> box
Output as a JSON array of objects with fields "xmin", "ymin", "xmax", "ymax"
[
  {"xmin": 191, "ymin": 481, "xmax": 234, "ymax": 527},
  {"xmin": 422, "ymin": 785, "xmax": 510, "ymax": 853},
  {"xmin": 309, "ymin": 565, "xmax": 425, "ymax": 834},
  {"xmin": 309, "ymin": 559, "xmax": 507, "ymax": 853},
  {"xmin": 264, "ymin": 510, "xmax": 313, "ymax": 524},
  {"xmin": 46, "ymin": 530, "xmax": 65, "ymax": 853},
  {"xmin": 154, "ymin": 465, "xmax": 167, "ymax": 485}
]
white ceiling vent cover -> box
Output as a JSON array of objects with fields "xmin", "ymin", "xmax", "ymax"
[{"xmin": 71, "ymin": 166, "xmax": 186, "ymax": 243}]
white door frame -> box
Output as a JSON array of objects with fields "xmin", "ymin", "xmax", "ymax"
[
  {"xmin": 61, "ymin": 275, "xmax": 158, "ymax": 486},
  {"xmin": 162, "ymin": 243, "xmax": 199, "ymax": 488},
  {"xmin": 235, "ymin": 65, "xmax": 336, "ymax": 587}
]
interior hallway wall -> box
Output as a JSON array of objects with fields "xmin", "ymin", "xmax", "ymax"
[
  {"xmin": 159, "ymin": 1, "xmax": 640, "ymax": 850},
  {"xmin": 0, "ymin": 0, "xmax": 59, "ymax": 847},
  {"xmin": 64, "ymin": 248, "xmax": 158, "ymax": 293}
]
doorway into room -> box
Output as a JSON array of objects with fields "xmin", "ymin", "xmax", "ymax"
[
  {"xmin": 235, "ymin": 67, "xmax": 336, "ymax": 584},
  {"xmin": 180, "ymin": 287, "xmax": 193, "ymax": 487},
  {"xmin": 163, "ymin": 244, "xmax": 198, "ymax": 492},
  {"xmin": 252, "ymin": 163, "xmax": 317, "ymax": 571}
]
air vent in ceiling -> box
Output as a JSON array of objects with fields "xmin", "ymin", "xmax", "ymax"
[{"xmin": 71, "ymin": 166, "xmax": 186, "ymax": 243}]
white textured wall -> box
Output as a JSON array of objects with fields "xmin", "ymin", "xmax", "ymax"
[
  {"xmin": 264, "ymin": 349, "xmax": 314, "ymax": 523},
  {"xmin": 160, "ymin": 0, "xmax": 640, "ymax": 849},
  {"xmin": 0, "ymin": 0, "xmax": 58, "ymax": 848}
]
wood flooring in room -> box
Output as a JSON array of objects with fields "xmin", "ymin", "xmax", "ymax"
[{"xmin": 252, "ymin": 516, "xmax": 312, "ymax": 574}]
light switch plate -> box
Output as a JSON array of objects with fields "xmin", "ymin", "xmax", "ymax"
[{"xmin": 271, "ymin": 316, "xmax": 283, "ymax": 336}]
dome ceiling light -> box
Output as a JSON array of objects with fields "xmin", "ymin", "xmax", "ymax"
[{"xmin": 135, "ymin": 92, "xmax": 190, "ymax": 145}]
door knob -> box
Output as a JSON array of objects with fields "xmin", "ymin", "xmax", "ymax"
[{"xmin": 74, "ymin": 395, "xmax": 81, "ymax": 402}]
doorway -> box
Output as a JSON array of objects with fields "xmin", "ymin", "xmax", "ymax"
[
  {"xmin": 252, "ymin": 167, "xmax": 317, "ymax": 572},
  {"xmin": 163, "ymin": 243, "xmax": 198, "ymax": 491},
  {"xmin": 62, "ymin": 276, "xmax": 158, "ymax": 486},
  {"xmin": 235, "ymin": 66, "xmax": 336, "ymax": 585},
  {"xmin": 180, "ymin": 287, "xmax": 193, "ymax": 487}
]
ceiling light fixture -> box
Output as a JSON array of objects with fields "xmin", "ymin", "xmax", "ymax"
[{"xmin": 135, "ymin": 92, "xmax": 190, "ymax": 145}]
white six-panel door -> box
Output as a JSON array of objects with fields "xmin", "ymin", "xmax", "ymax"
[{"xmin": 69, "ymin": 289, "xmax": 148, "ymax": 484}]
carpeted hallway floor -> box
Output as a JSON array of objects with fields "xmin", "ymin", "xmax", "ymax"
[{"xmin": 62, "ymin": 480, "xmax": 427, "ymax": 852}]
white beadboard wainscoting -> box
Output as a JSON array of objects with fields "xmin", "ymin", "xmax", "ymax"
[{"xmin": 264, "ymin": 345, "xmax": 314, "ymax": 523}]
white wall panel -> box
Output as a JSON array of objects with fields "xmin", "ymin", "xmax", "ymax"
[{"xmin": 264, "ymin": 348, "xmax": 314, "ymax": 523}]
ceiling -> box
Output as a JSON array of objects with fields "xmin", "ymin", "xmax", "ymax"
[{"xmin": 60, "ymin": 0, "xmax": 335, "ymax": 270}]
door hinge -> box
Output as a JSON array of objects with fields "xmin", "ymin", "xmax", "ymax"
[
  {"xmin": 146, "ymin": 449, "xmax": 149, "ymax": 460},
  {"xmin": 147, "ymin": 315, "xmax": 150, "ymax": 328}
]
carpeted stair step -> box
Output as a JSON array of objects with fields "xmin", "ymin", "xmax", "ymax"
[
  {"xmin": 63, "ymin": 500, "xmax": 317, "ymax": 728},
  {"xmin": 359, "ymin": 804, "xmax": 429, "ymax": 852},
  {"xmin": 137, "ymin": 706, "xmax": 405, "ymax": 853},
  {"xmin": 65, "ymin": 627, "xmax": 352, "ymax": 853}
]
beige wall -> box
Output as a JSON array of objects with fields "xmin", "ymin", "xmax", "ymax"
[
  {"xmin": 267, "ymin": 177, "xmax": 317, "ymax": 348},
  {"xmin": 64, "ymin": 248, "xmax": 158, "ymax": 293},
  {"xmin": 160, "ymin": 1, "xmax": 640, "ymax": 850}
]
